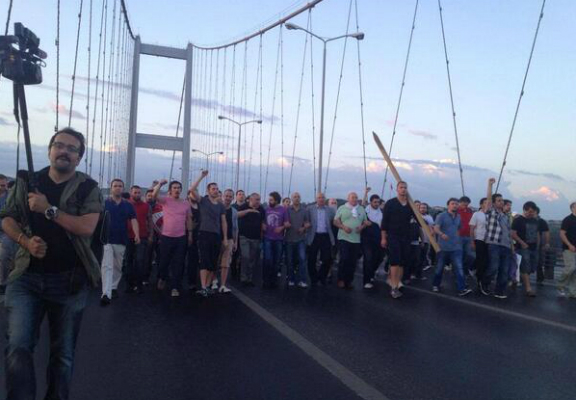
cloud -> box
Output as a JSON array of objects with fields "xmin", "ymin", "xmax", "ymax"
[
  {"xmin": 529, "ymin": 186, "xmax": 561, "ymax": 202},
  {"xmin": 408, "ymin": 129, "xmax": 438, "ymax": 140},
  {"xmin": 34, "ymin": 103, "xmax": 86, "ymax": 120},
  {"xmin": 0, "ymin": 117, "xmax": 13, "ymax": 126},
  {"xmin": 509, "ymin": 169, "xmax": 568, "ymax": 182}
]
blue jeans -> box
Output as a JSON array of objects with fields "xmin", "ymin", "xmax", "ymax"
[
  {"xmin": 433, "ymin": 249, "xmax": 466, "ymax": 291},
  {"xmin": 4, "ymin": 271, "xmax": 89, "ymax": 400},
  {"xmin": 484, "ymin": 244, "xmax": 512, "ymax": 295},
  {"xmin": 286, "ymin": 241, "xmax": 307, "ymax": 284},
  {"xmin": 263, "ymin": 239, "xmax": 283, "ymax": 286},
  {"xmin": 461, "ymin": 236, "xmax": 475, "ymax": 274}
]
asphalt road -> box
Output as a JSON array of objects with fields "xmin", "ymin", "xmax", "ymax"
[{"xmin": 1, "ymin": 266, "xmax": 575, "ymax": 400}]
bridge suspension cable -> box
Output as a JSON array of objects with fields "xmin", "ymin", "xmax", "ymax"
[
  {"xmin": 381, "ymin": 0, "xmax": 419, "ymax": 199},
  {"xmin": 496, "ymin": 0, "xmax": 547, "ymax": 193}
]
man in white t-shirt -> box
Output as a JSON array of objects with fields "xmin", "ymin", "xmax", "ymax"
[
  {"xmin": 469, "ymin": 197, "xmax": 488, "ymax": 291},
  {"xmin": 419, "ymin": 203, "xmax": 435, "ymax": 272}
]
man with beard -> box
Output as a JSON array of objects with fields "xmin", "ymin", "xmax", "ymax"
[
  {"xmin": 125, "ymin": 185, "xmax": 151, "ymax": 294},
  {"xmin": 0, "ymin": 128, "xmax": 102, "ymax": 399},
  {"xmin": 262, "ymin": 191, "xmax": 289, "ymax": 288}
]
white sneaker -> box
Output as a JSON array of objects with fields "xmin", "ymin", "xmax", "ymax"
[
  {"xmin": 288, "ymin": 281, "xmax": 295, "ymax": 287},
  {"xmin": 219, "ymin": 286, "xmax": 232, "ymax": 294},
  {"xmin": 211, "ymin": 281, "xmax": 219, "ymax": 290},
  {"xmin": 297, "ymin": 282, "xmax": 308, "ymax": 288},
  {"xmin": 558, "ymin": 289, "xmax": 567, "ymax": 297},
  {"xmin": 171, "ymin": 289, "xmax": 180, "ymax": 297},
  {"xmin": 364, "ymin": 283, "xmax": 374, "ymax": 289},
  {"xmin": 277, "ymin": 272, "xmax": 282, "ymax": 278}
]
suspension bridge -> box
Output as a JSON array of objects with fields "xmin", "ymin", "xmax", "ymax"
[{"xmin": 1, "ymin": 1, "xmax": 576, "ymax": 400}]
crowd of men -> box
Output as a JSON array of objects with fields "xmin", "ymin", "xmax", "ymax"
[{"xmin": 1, "ymin": 128, "xmax": 576, "ymax": 399}]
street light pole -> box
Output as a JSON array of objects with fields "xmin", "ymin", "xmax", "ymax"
[
  {"xmin": 285, "ymin": 23, "xmax": 364, "ymax": 193},
  {"xmin": 218, "ymin": 115, "xmax": 262, "ymax": 193},
  {"xmin": 318, "ymin": 41, "xmax": 327, "ymax": 194}
]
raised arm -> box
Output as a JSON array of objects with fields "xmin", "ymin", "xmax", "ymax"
[
  {"xmin": 190, "ymin": 170, "xmax": 209, "ymax": 202},
  {"xmin": 485, "ymin": 178, "xmax": 496, "ymax": 209},
  {"xmin": 152, "ymin": 179, "xmax": 168, "ymax": 200}
]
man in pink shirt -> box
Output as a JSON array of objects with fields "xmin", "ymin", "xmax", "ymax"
[{"xmin": 152, "ymin": 179, "xmax": 192, "ymax": 297}]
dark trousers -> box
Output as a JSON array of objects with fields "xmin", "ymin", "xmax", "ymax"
[
  {"xmin": 4, "ymin": 272, "xmax": 89, "ymax": 400},
  {"xmin": 187, "ymin": 241, "xmax": 200, "ymax": 286},
  {"xmin": 473, "ymin": 240, "xmax": 489, "ymax": 283},
  {"xmin": 337, "ymin": 240, "xmax": 360, "ymax": 285},
  {"xmin": 484, "ymin": 244, "xmax": 512, "ymax": 295},
  {"xmin": 307, "ymin": 233, "xmax": 332, "ymax": 285},
  {"xmin": 144, "ymin": 234, "xmax": 159, "ymax": 282},
  {"xmin": 263, "ymin": 239, "xmax": 283, "ymax": 286},
  {"xmin": 361, "ymin": 240, "xmax": 382, "ymax": 284},
  {"xmin": 159, "ymin": 235, "xmax": 187, "ymax": 291},
  {"xmin": 409, "ymin": 244, "xmax": 423, "ymax": 279},
  {"xmin": 125, "ymin": 238, "xmax": 148, "ymax": 289}
]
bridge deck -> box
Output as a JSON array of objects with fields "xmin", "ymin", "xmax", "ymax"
[{"xmin": 1, "ymin": 268, "xmax": 575, "ymax": 400}]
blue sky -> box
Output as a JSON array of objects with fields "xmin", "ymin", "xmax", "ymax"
[{"xmin": 1, "ymin": 0, "xmax": 575, "ymax": 218}]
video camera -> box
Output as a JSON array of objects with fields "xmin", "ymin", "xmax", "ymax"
[{"xmin": 0, "ymin": 22, "xmax": 47, "ymax": 85}]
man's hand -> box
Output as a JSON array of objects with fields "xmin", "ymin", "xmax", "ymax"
[
  {"xmin": 148, "ymin": 233, "xmax": 154, "ymax": 242},
  {"xmin": 201, "ymin": 170, "xmax": 209, "ymax": 178},
  {"xmin": 520, "ymin": 242, "xmax": 529, "ymax": 250},
  {"xmin": 25, "ymin": 236, "xmax": 48, "ymax": 258},
  {"xmin": 569, "ymin": 244, "xmax": 576, "ymax": 253},
  {"xmin": 274, "ymin": 226, "xmax": 284, "ymax": 234},
  {"xmin": 343, "ymin": 226, "xmax": 352, "ymax": 234},
  {"xmin": 488, "ymin": 178, "xmax": 496, "ymax": 185},
  {"xmin": 298, "ymin": 227, "xmax": 306, "ymax": 235},
  {"xmin": 158, "ymin": 179, "xmax": 168, "ymax": 187},
  {"xmin": 471, "ymin": 241, "xmax": 476, "ymax": 250},
  {"xmin": 365, "ymin": 187, "xmax": 371, "ymax": 194},
  {"xmin": 134, "ymin": 235, "xmax": 141, "ymax": 245},
  {"xmin": 441, "ymin": 233, "xmax": 449, "ymax": 241},
  {"xmin": 28, "ymin": 191, "xmax": 51, "ymax": 214},
  {"xmin": 380, "ymin": 237, "xmax": 388, "ymax": 249}
]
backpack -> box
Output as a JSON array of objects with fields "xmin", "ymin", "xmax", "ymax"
[{"xmin": 75, "ymin": 179, "xmax": 110, "ymax": 264}]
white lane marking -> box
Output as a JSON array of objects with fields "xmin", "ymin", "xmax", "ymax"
[{"xmin": 232, "ymin": 289, "xmax": 391, "ymax": 400}]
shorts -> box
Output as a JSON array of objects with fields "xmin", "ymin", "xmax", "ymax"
[
  {"xmin": 518, "ymin": 248, "xmax": 538, "ymax": 275},
  {"xmin": 198, "ymin": 231, "xmax": 222, "ymax": 272},
  {"xmin": 387, "ymin": 236, "xmax": 411, "ymax": 267}
]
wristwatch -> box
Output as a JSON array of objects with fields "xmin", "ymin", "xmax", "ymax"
[{"xmin": 45, "ymin": 206, "xmax": 59, "ymax": 221}]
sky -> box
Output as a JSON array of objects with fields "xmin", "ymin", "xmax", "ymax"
[{"xmin": 1, "ymin": 0, "xmax": 575, "ymax": 219}]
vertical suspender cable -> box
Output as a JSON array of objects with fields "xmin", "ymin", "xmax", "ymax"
[
  {"xmin": 381, "ymin": 0, "xmax": 419, "ymax": 198},
  {"xmin": 496, "ymin": 0, "xmax": 546, "ymax": 192},
  {"xmin": 437, "ymin": 0, "xmax": 465, "ymax": 196},
  {"xmin": 89, "ymin": 0, "xmax": 106, "ymax": 176},
  {"xmin": 323, "ymin": 0, "xmax": 353, "ymax": 194},
  {"xmin": 354, "ymin": 0, "xmax": 368, "ymax": 191},
  {"xmin": 169, "ymin": 77, "xmax": 186, "ymax": 183},
  {"xmin": 280, "ymin": 26, "xmax": 285, "ymax": 195},
  {"xmin": 309, "ymin": 11, "xmax": 318, "ymax": 197},
  {"xmin": 55, "ymin": 0, "xmax": 61, "ymax": 131},
  {"xmin": 85, "ymin": 0, "xmax": 93, "ymax": 172},
  {"xmin": 68, "ymin": 0, "xmax": 85, "ymax": 126}
]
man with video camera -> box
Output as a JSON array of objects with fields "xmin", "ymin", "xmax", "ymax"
[{"xmin": 0, "ymin": 128, "xmax": 103, "ymax": 400}]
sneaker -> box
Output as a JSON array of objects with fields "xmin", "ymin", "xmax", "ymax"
[
  {"xmin": 419, "ymin": 276, "xmax": 428, "ymax": 281},
  {"xmin": 206, "ymin": 287, "xmax": 215, "ymax": 295},
  {"xmin": 288, "ymin": 281, "xmax": 295, "ymax": 287},
  {"xmin": 297, "ymin": 282, "xmax": 308, "ymax": 288},
  {"xmin": 142, "ymin": 281, "xmax": 150, "ymax": 286},
  {"xmin": 171, "ymin": 289, "xmax": 180, "ymax": 297},
  {"xmin": 391, "ymin": 288, "xmax": 403, "ymax": 299},
  {"xmin": 277, "ymin": 272, "xmax": 282, "ymax": 278},
  {"xmin": 219, "ymin": 286, "xmax": 232, "ymax": 294},
  {"xmin": 100, "ymin": 295, "xmax": 111, "ymax": 306},
  {"xmin": 494, "ymin": 293, "xmax": 508, "ymax": 299},
  {"xmin": 525, "ymin": 290, "xmax": 537, "ymax": 297},
  {"xmin": 196, "ymin": 288, "xmax": 208, "ymax": 297},
  {"xmin": 111, "ymin": 289, "xmax": 119, "ymax": 299},
  {"xmin": 479, "ymin": 283, "xmax": 492, "ymax": 296},
  {"xmin": 364, "ymin": 283, "xmax": 374, "ymax": 290},
  {"xmin": 458, "ymin": 288, "xmax": 472, "ymax": 297},
  {"xmin": 444, "ymin": 265, "xmax": 453, "ymax": 272},
  {"xmin": 211, "ymin": 281, "xmax": 219, "ymax": 291},
  {"xmin": 423, "ymin": 265, "xmax": 432, "ymax": 271},
  {"xmin": 432, "ymin": 286, "xmax": 440, "ymax": 293},
  {"xmin": 557, "ymin": 289, "xmax": 567, "ymax": 298}
]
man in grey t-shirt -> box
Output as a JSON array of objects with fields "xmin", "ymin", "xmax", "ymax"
[{"xmin": 285, "ymin": 192, "xmax": 310, "ymax": 287}]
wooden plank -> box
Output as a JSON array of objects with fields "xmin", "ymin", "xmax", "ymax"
[{"xmin": 372, "ymin": 131, "xmax": 441, "ymax": 253}]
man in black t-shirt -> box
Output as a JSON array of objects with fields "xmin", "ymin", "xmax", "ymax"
[
  {"xmin": 511, "ymin": 201, "xmax": 539, "ymax": 296},
  {"xmin": 558, "ymin": 202, "xmax": 576, "ymax": 297},
  {"xmin": 0, "ymin": 128, "xmax": 102, "ymax": 399},
  {"xmin": 381, "ymin": 181, "xmax": 414, "ymax": 299},
  {"xmin": 237, "ymin": 193, "xmax": 266, "ymax": 285},
  {"xmin": 535, "ymin": 206, "xmax": 551, "ymax": 283}
]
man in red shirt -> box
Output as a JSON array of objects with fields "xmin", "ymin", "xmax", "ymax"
[
  {"xmin": 125, "ymin": 185, "xmax": 152, "ymax": 293},
  {"xmin": 457, "ymin": 196, "xmax": 475, "ymax": 276}
]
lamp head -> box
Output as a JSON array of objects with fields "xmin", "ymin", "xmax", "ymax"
[
  {"xmin": 285, "ymin": 22, "xmax": 301, "ymax": 31},
  {"xmin": 218, "ymin": 115, "xmax": 225, "ymax": 120},
  {"xmin": 352, "ymin": 32, "xmax": 365, "ymax": 40},
  {"xmin": 257, "ymin": 120, "xmax": 263, "ymax": 124}
]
